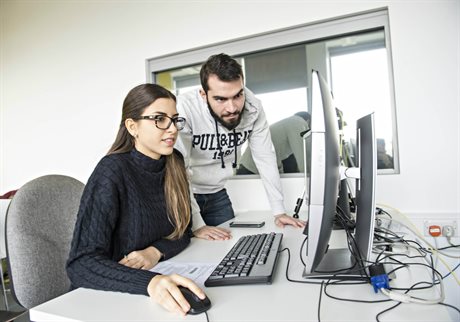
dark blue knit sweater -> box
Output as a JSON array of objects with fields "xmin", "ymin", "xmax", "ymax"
[{"xmin": 66, "ymin": 148, "xmax": 192, "ymax": 296}]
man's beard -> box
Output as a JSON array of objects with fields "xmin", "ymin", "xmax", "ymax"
[{"xmin": 206, "ymin": 99, "xmax": 244, "ymax": 130}]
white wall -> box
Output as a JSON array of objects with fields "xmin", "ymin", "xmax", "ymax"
[{"xmin": 1, "ymin": 1, "xmax": 459, "ymax": 219}]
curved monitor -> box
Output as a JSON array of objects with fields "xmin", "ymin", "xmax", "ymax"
[
  {"xmin": 302, "ymin": 70, "xmax": 341, "ymax": 275},
  {"xmin": 302, "ymin": 70, "xmax": 376, "ymax": 279}
]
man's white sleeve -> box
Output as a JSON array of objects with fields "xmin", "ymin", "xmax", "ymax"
[{"xmin": 249, "ymin": 107, "xmax": 286, "ymax": 215}]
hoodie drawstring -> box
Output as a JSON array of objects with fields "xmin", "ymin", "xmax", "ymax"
[
  {"xmin": 215, "ymin": 119, "xmax": 226, "ymax": 169},
  {"xmin": 214, "ymin": 120, "xmax": 238, "ymax": 169},
  {"xmin": 232, "ymin": 129, "xmax": 237, "ymax": 169}
]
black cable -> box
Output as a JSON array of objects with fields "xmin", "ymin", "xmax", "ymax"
[
  {"xmin": 377, "ymin": 280, "xmax": 460, "ymax": 319},
  {"xmin": 343, "ymin": 222, "xmax": 370, "ymax": 279},
  {"xmin": 375, "ymin": 248, "xmax": 430, "ymax": 264},
  {"xmin": 443, "ymin": 263, "xmax": 460, "ymax": 279},
  {"xmin": 437, "ymin": 244, "xmax": 460, "ymax": 250},
  {"xmin": 439, "ymin": 302, "xmax": 460, "ymax": 315},
  {"xmin": 375, "ymin": 207, "xmax": 392, "ymax": 219},
  {"xmin": 204, "ymin": 310, "xmax": 210, "ymax": 322},
  {"xmin": 323, "ymin": 279, "xmax": 389, "ymax": 303},
  {"xmin": 323, "ymin": 244, "xmax": 442, "ymax": 303},
  {"xmin": 278, "ymin": 247, "xmax": 323, "ymax": 285},
  {"xmin": 384, "ymin": 262, "xmax": 443, "ymax": 286},
  {"xmin": 299, "ymin": 236, "xmax": 307, "ymax": 267},
  {"xmin": 283, "ymin": 211, "xmax": 457, "ymax": 320},
  {"xmin": 375, "ymin": 280, "xmax": 443, "ymax": 321},
  {"xmin": 279, "ymin": 247, "xmax": 379, "ymax": 318},
  {"xmin": 374, "ymin": 249, "xmax": 448, "ymax": 292},
  {"xmin": 318, "ymin": 281, "xmax": 324, "ymax": 322},
  {"xmin": 335, "ymin": 204, "xmax": 355, "ymax": 231},
  {"xmin": 281, "ymin": 239, "xmax": 453, "ymax": 320},
  {"xmin": 281, "ymin": 245, "xmax": 368, "ymax": 284},
  {"xmin": 375, "ymin": 302, "xmax": 402, "ymax": 322},
  {"xmin": 404, "ymin": 239, "xmax": 431, "ymax": 252},
  {"xmin": 373, "ymin": 229, "xmax": 404, "ymax": 241},
  {"xmin": 374, "ymin": 228, "xmax": 423, "ymax": 251}
]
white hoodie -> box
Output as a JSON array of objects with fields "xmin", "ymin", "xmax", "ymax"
[{"xmin": 175, "ymin": 87, "xmax": 286, "ymax": 230}]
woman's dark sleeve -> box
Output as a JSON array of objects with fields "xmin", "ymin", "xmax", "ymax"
[
  {"xmin": 66, "ymin": 158, "xmax": 157, "ymax": 296},
  {"xmin": 152, "ymin": 223, "xmax": 193, "ymax": 260}
]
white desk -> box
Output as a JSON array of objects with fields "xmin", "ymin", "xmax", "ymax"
[{"xmin": 30, "ymin": 211, "xmax": 452, "ymax": 321}]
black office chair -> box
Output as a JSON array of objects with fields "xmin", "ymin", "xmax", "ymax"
[{"xmin": 5, "ymin": 175, "xmax": 84, "ymax": 310}]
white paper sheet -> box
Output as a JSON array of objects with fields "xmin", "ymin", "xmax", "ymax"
[{"xmin": 150, "ymin": 261, "xmax": 217, "ymax": 288}]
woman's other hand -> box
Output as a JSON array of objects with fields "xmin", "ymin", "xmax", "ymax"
[
  {"xmin": 119, "ymin": 246, "xmax": 163, "ymax": 270},
  {"xmin": 193, "ymin": 225, "xmax": 232, "ymax": 240}
]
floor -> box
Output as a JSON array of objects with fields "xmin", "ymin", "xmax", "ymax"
[{"xmin": 0, "ymin": 260, "xmax": 30, "ymax": 322}]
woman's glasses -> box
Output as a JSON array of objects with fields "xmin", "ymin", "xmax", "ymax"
[{"xmin": 134, "ymin": 114, "xmax": 186, "ymax": 131}]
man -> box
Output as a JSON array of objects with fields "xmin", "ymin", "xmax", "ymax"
[
  {"xmin": 176, "ymin": 53, "xmax": 305, "ymax": 240},
  {"xmin": 237, "ymin": 111, "xmax": 310, "ymax": 175}
]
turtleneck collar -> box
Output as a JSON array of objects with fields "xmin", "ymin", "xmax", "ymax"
[{"xmin": 130, "ymin": 148, "xmax": 166, "ymax": 173}]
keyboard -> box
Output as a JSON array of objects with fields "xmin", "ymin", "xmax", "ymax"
[{"xmin": 204, "ymin": 232, "xmax": 283, "ymax": 287}]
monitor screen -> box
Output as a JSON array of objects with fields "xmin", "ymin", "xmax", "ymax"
[{"xmin": 302, "ymin": 70, "xmax": 376, "ymax": 279}]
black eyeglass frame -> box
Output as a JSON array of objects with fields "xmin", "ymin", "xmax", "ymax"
[{"xmin": 133, "ymin": 114, "xmax": 186, "ymax": 131}]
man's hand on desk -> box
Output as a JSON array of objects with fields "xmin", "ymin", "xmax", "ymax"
[
  {"xmin": 274, "ymin": 213, "xmax": 306, "ymax": 228},
  {"xmin": 148, "ymin": 274, "xmax": 205, "ymax": 316},
  {"xmin": 193, "ymin": 225, "xmax": 232, "ymax": 240}
]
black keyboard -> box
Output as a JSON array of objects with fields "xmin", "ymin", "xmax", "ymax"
[{"xmin": 204, "ymin": 232, "xmax": 283, "ymax": 287}]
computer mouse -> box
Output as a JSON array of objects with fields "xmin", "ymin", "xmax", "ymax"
[{"xmin": 178, "ymin": 286, "xmax": 211, "ymax": 315}]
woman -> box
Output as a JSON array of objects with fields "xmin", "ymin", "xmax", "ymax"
[{"xmin": 67, "ymin": 84, "xmax": 205, "ymax": 315}]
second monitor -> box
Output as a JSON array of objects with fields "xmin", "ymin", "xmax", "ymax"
[{"xmin": 302, "ymin": 70, "xmax": 377, "ymax": 280}]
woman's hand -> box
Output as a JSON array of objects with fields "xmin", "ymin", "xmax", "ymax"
[
  {"xmin": 193, "ymin": 225, "xmax": 232, "ymax": 240},
  {"xmin": 147, "ymin": 274, "xmax": 206, "ymax": 316},
  {"xmin": 119, "ymin": 246, "xmax": 163, "ymax": 270}
]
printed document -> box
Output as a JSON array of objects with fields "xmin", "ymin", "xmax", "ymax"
[{"xmin": 151, "ymin": 261, "xmax": 217, "ymax": 287}]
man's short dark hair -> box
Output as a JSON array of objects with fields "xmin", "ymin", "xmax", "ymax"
[{"xmin": 200, "ymin": 53, "xmax": 244, "ymax": 92}]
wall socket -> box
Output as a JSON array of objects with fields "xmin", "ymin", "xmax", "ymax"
[{"xmin": 423, "ymin": 220, "xmax": 458, "ymax": 237}]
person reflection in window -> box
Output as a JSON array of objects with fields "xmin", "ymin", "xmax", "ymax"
[
  {"xmin": 377, "ymin": 138, "xmax": 394, "ymax": 169},
  {"xmin": 237, "ymin": 111, "xmax": 310, "ymax": 174}
]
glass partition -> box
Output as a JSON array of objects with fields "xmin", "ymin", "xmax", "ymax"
[{"xmin": 147, "ymin": 8, "xmax": 399, "ymax": 176}]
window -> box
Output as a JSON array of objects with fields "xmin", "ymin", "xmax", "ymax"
[{"xmin": 147, "ymin": 7, "xmax": 399, "ymax": 175}]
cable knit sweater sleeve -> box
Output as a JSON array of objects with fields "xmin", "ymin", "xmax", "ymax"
[{"xmin": 66, "ymin": 150, "xmax": 192, "ymax": 296}]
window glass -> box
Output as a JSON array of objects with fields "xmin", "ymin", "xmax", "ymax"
[
  {"xmin": 330, "ymin": 47, "xmax": 394, "ymax": 170},
  {"xmin": 149, "ymin": 9, "xmax": 398, "ymax": 175}
]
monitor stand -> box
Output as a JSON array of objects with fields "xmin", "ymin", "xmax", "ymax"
[
  {"xmin": 302, "ymin": 247, "xmax": 397, "ymax": 281},
  {"xmin": 302, "ymin": 248, "xmax": 367, "ymax": 280}
]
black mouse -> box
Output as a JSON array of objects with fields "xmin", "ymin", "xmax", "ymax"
[{"xmin": 178, "ymin": 286, "xmax": 211, "ymax": 315}]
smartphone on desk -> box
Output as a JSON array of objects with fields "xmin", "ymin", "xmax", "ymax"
[{"xmin": 229, "ymin": 221, "xmax": 265, "ymax": 228}]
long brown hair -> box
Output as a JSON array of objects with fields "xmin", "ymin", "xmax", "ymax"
[{"xmin": 108, "ymin": 84, "xmax": 190, "ymax": 239}]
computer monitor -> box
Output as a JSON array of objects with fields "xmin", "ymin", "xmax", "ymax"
[{"xmin": 302, "ymin": 70, "xmax": 376, "ymax": 279}]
